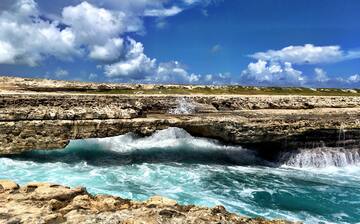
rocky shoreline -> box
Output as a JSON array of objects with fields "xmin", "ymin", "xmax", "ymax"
[{"xmin": 0, "ymin": 180, "xmax": 298, "ymax": 224}]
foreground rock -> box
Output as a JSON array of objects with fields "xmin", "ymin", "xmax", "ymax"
[{"xmin": 0, "ymin": 180, "xmax": 298, "ymax": 224}]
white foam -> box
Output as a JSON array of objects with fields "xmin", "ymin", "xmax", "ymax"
[
  {"xmin": 2, "ymin": 128, "xmax": 360, "ymax": 223},
  {"xmin": 280, "ymin": 147, "xmax": 360, "ymax": 168},
  {"xmin": 168, "ymin": 97, "xmax": 195, "ymax": 115},
  {"xmin": 80, "ymin": 127, "xmax": 256, "ymax": 160}
]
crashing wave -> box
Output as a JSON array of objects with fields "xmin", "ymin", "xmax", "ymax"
[
  {"xmin": 39, "ymin": 127, "xmax": 261, "ymax": 166},
  {"xmin": 279, "ymin": 147, "xmax": 360, "ymax": 168},
  {"xmin": 12, "ymin": 127, "xmax": 360, "ymax": 168},
  {"xmin": 168, "ymin": 97, "xmax": 195, "ymax": 115}
]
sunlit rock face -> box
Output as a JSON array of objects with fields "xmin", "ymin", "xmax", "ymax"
[
  {"xmin": 1, "ymin": 76, "xmax": 360, "ymax": 155},
  {"xmin": 0, "ymin": 180, "xmax": 295, "ymax": 224}
]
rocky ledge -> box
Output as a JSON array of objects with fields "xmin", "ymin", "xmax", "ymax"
[
  {"xmin": 0, "ymin": 180, "xmax": 297, "ymax": 224},
  {"xmin": 1, "ymin": 76, "xmax": 360, "ymax": 158}
]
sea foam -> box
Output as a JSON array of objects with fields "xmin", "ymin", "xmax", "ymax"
[{"xmin": 1, "ymin": 128, "xmax": 360, "ymax": 223}]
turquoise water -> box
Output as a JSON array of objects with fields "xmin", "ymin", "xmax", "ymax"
[{"xmin": 1, "ymin": 128, "xmax": 360, "ymax": 223}]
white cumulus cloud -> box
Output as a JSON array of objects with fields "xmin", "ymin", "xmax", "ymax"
[
  {"xmin": 0, "ymin": 0, "xmax": 212, "ymax": 84},
  {"xmin": 251, "ymin": 44, "xmax": 360, "ymax": 65},
  {"xmin": 104, "ymin": 40, "xmax": 211, "ymax": 84},
  {"xmin": 346, "ymin": 74, "xmax": 360, "ymax": 83},
  {"xmin": 0, "ymin": 0, "xmax": 78, "ymax": 66},
  {"xmin": 54, "ymin": 68, "xmax": 69, "ymax": 78},
  {"xmin": 314, "ymin": 68, "xmax": 330, "ymax": 83},
  {"xmin": 104, "ymin": 38, "xmax": 157, "ymax": 79},
  {"xmin": 62, "ymin": 2, "xmax": 140, "ymax": 45},
  {"xmin": 0, "ymin": 0, "xmax": 190, "ymax": 67},
  {"xmin": 240, "ymin": 60, "xmax": 305, "ymax": 86},
  {"xmin": 89, "ymin": 38, "xmax": 124, "ymax": 61},
  {"xmin": 153, "ymin": 61, "xmax": 200, "ymax": 83}
]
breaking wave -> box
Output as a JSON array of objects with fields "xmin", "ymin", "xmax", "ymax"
[
  {"xmin": 1, "ymin": 127, "xmax": 360, "ymax": 223},
  {"xmin": 9, "ymin": 127, "xmax": 261, "ymax": 166},
  {"xmin": 9, "ymin": 127, "xmax": 359, "ymax": 168}
]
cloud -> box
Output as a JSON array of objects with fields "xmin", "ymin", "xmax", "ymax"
[
  {"xmin": 4, "ymin": 0, "xmax": 357, "ymax": 88},
  {"xmin": 0, "ymin": 0, "xmax": 78, "ymax": 66},
  {"xmin": 105, "ymin": 59, "xmax": 233, "ymax": 85},
  {"xmin": 144, "ymin": 6, "xmax": 183, "ymax": 17},
  {"xmin": 155, "ymin": 19, "xmax": 168, "ymax": 29},
  {"xmin": 0, "ymin": 0, "xmax": 192, "ymax": 67},
  {"xmin": 62, "ymin": 2, "xmax": 141, "ymax": 44},
  {"xmin": 201, "ymin": 9, "xmax": 209, "ymax": 16},
  {"xmin": 88, "ymin": 73, "xmax": 98, "ymax": 80},
  {"xmin": 306, "ymin": 67, "xmax": 360, "ymax": 88},
  {"xmin": 153, "ymin": 61, "xmax": 200, "ymax": 84},
  {"xmin": 89, "ymin": 38, "xmax": 124, "ymax": 61},
  {"xmin": 243, "ymin": 44, "xmax": 360, "ymax": 87},
  {"xmin": 345, "ymin": 74, "xmax": 360, "ymax": 84},
  {"xmin": 314, "ymin": 68, "xmax": 329, "ymax": 83},
  {"xmin": 104, "ymin": 46, "xmax": 232, "ymax": 84},
  {"xmin": 87, "ymin": 0, "xmax": 168, "ymax": 16},
  {"xmin": 0, "ymin": 0, "xmax": 213, "ymax": 84},
  {"xmin": 0, "ymin": 41, "xmax": 17, "ymax": 64},
  {"xmin": 334, "ymin": 73, "xmax": 360, "ymax": 88},
  {"xmin": 240, "ymin": 60, "xmax": 306, "ymax": 86},
  {"xmin": 104, "ymin": 40, "xmax": 201, "ymax": 83},
  {"xmin": 210, "ymin": 44, "xmax": 222, "ymax": 54},
  {"xmin": 183, "ymin": 0, "xmax": 200, "ymax": 4},
  {"xmin": 104, "ymin": 38, "xmax": 157, "ymax": 79},
  {"xmin": 54, "ymin": 68, "xmax": 69, "ymax": 78},
  {"xmin": 103, "ymin": 39, "xmax": 229, "ymax": 84},
  {"xmin": 251, "ymin": 44, "xmax": 360, "ymax": 65},
  {"xmin": 182, "ymin": 0, "xmax": 217, "ymax": 6}
]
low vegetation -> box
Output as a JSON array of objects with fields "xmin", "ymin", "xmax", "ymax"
[{"xmin": 85, "ymin": 85, "xmax": 360, "ymax": 96}]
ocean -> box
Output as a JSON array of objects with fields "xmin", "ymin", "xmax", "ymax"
[{"xmin": 1, "ymin": 128, "xmax": 359, "ymax": 223}]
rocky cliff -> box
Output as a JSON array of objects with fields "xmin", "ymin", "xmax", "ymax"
[{"xmin": 1, "ymin": 76, "xmax": 360, "ymax": 160}]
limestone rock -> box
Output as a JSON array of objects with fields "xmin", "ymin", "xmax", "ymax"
[
  {"xmin": 146, "ymin": 195, "xmax": 178, "ymax": 207},
  {"xmin": 0, "ymin": 179, "xmax": 19, "ymax": 192},
  {"xmin": 0, "ymin": 180, "xmax": 301, "ymax": 224},
  {"xmin": 1, "ymin": 75, "xmax": 360, "ymax": 159}
]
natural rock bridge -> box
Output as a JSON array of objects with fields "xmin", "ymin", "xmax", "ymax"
[{"xmin": 1, "ymin": 76, "xmax": 360, "ymax": 160}]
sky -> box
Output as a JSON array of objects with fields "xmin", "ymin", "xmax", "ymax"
[{"xmin": 0, "ymin": 0, "xmax": 359, "ymax": 88}]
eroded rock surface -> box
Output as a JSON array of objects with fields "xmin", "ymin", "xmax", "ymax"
[
  {"xmin": 1, "ymin": 76, "xmax": 360, "ymax": 155},
  {"xmin": 0, "ymin": 180, "xmax": 298, "ymax": 224}
]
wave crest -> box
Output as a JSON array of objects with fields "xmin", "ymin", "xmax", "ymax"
[{"xmin": 11, "ymin": 128, "xmax": 260, "ymax": 166}]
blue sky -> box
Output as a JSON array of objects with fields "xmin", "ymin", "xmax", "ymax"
[{"xmin": 0, "ymin": 0, "xmax": 359, "ymax": 87}]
